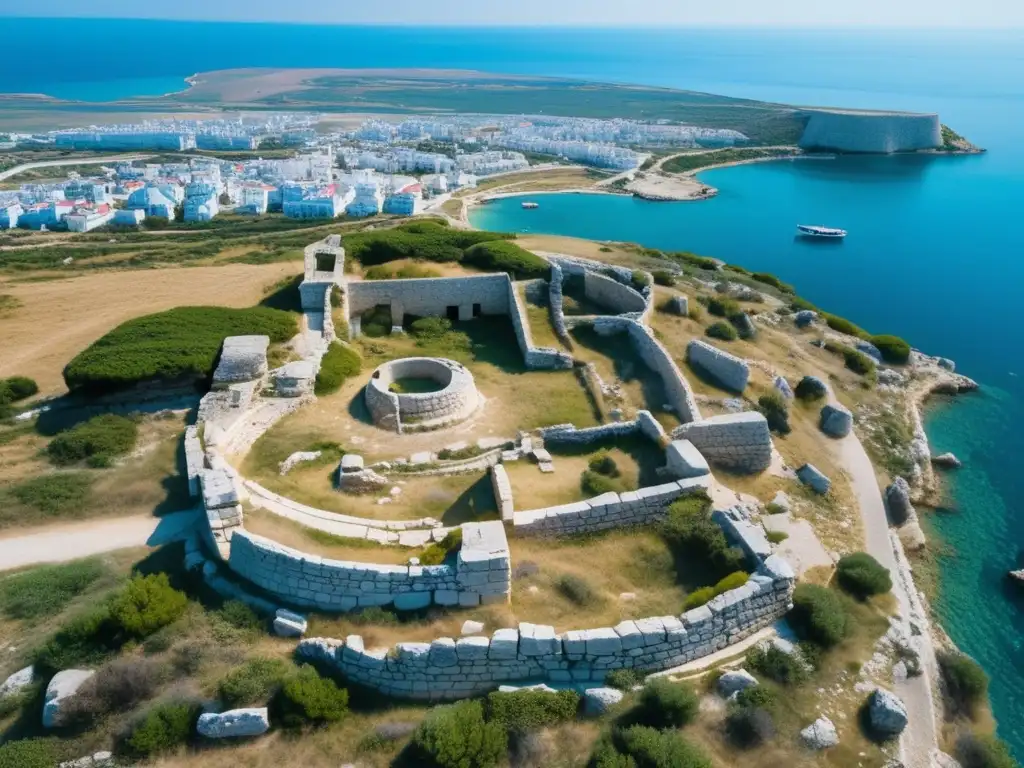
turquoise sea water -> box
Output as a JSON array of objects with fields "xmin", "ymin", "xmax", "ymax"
[{"xmin": 2, "ymin": 18, "xmax": 1023, "ymax": 758}]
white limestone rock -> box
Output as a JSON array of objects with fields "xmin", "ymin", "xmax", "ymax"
[
  {"xmin": 665, "ymin": 439, "xmax": 710, "ymax": 479},
  {"xmin": 279, "ymin": 450, "xmax": 322, "ymax": 475},
  {"xmin": 868, "ymin": 688, "xmax": 909, "ymax": 736},
  {"xmin": 213, "ymin": 335, "xmax": 269, "ymax": 385},
  {"xmin": 461, "ymin": 620, "xmax": 485, "ymax": 636},
  {"xmin": 801, "ymin": 716, "xmax": 839, "ymax": 749},
  {"xmin": 0, "ymin": 665, "xmax": 34, "ymax": 699},
  {"xmin": 58, "ymin": 751, "xmax": 114, "ymax": 768},
  {"xmin": 932, "ymin": 452, "xmax": 962, "ymax": 469},
  {"xmin": 774, "ymin": 376, "xmax": 794, "ymax": 399},
  {"xmin": 819, "ymin": 404, "xmax": 853, "ymax": 438},
  {"xmin": 583, "ymin": 687, "xmax": 624, "ymax": 716},
  {"xmin": 273, "ymin": 609, "xmax": 308, "ymax": 637},
  {"xmin": 797, "ymin": 463, "xmax": 831, "ymax": 495},
  {"xmin": 794, "ymin": 310, "xmax": 817, "ymax": 328},
  {"xmin": 43, "ymin": 669, "xmax": 95, "ymax": 728},
  {"xmin": 717, "ymin": 669, "xmax": 758, "ymax": 698},
  {"xmin": 197, "ymin": 707, "xmax": 270, "ymax": 739}
]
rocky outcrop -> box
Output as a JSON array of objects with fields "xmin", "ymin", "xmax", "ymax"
[
  {"xmin": 801, "ymin": 716, "xmax": 839, "ymax": 749},
  {"xmin": 774, "ymin": 376, "xmax": 794, "ymax": 399},
  {"xmin": 43, "ymin": 669, "xmax": 94, "ymax": 728},
  {"xmin": 279, "ymin": 450, "xmax": 322, "ymax": 475},
  {"xmin": 797, "ymin": 464, "xmax": 831, "ymax": 495},
  {"xmin": 794, "ymin": 310, "xmax": 817, "ymax": 328},
  {"xmin": 868, "ymin": 688, "xmax": 909, "ymax": 736},
  {"xmin": 0, "ymin": 665, "xmax": 34, "ymax": 700},
  {"xmin": 273, "ymin": 608, "xmax": 308, "ymax": 637},
  {"xmin": 337, "ymin": 454, "xmax": 388, "ymax": 494},
  {"xmin": 667, "ymin": 295, "xmax": 689, "ymax": 316},
  {"xmin": 884, "ymin": 477, "xmax": 915, "ymax": 525},
  {"xmin": 733, "ymin": 313, "xmax": 757, "ymax": 340},
  {"xmin": 931, "ymin": 453, "xmax": 962, "ymax": 469},
  {"xmin": 795, "ymin": 376, "xmax": 827, "ymax": 400},
  {"xmin": 800, "ymin": 109, "xmax": 942, "ymax": 154},
  {"xmin": 213, "ymin": 336, "xmax": 270, "ymax": 386},
  {"xmin": 819, "ymin": 404, "xmax": 853, "ymax": 438},
  {"xmin": 717, "ymin": 669, "xmax": 758, "ymax": 698},
  {"xmin": 583, "ymin": 687, "xmax": 624, "ymax": 716},
  {"xmin": 856, "ymin": 341, "xmax": 883, "ymax": 362},
  {"xmin": 197, "ymin": 707, "xmax": 270, "ymax": 739}
]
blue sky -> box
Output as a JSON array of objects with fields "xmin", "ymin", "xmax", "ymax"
[{"xmin": 1, "ymin": 0, "xmax": 1019, "ymax": 26}]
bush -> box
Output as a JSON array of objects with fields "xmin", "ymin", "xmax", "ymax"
[
  {"xmin": 788, "ymin": 584, "xmax": 849, "ymax": 648},
  {"xmin": 835, "ymin": 552, "xmax": 892, "ymax": 599},
  {"xmin": 59, "ymin": 657, "xmax": 166, "ymax": 724},
  {"xmin": 614, "ymin": 726, "xmax": 713, "ymax": 768},
  {"xmin": 110, "ymin": 573, "xmax": 188, "ymax": 638},
  {"xmin": 274, "ymin": 665, "xmax": 349, "ymax": 727},
  {"xmin": 343, "ymin": 222, "xmax": 514, "ymax": 267},
  {"xmin": 956, "ymin": 732, "xmax": 1019, "ymax": 768},
  {"xmin": 46, "ymin": 414, "xmax": 139, "ymax": 468},
  {"xmin": 706, "ymin": 321, "xmax": 738, "ymax": 341},
  {"xmin": 668, "ymin": 251, "xmax": 719, "ymax": 271},
  {"xmin": 726, "ymin": 706, "xmax": 776, "ymax": 748},
  {"xmin": 714, "ymin": 571, "xmax": 750, "ymax": 593},
  {"xmin": 794, "ymin": 377, "xmax": 827, "ymax": 401},
  {"xmin": 651, "ymin": 270, "xmax": 676, "ymax": 287},
  {"xmin": 216, "ymin": 600, "xmax": 263, "ymax": 632},
  {"xmin": 938, "ymin": 652, "xmax": 990, "ymax": 717},
  {"xmin": 683, "ymin": 587, "xmax": 716, "ymax": 610},
  {"xmin": 34, "ymin": 606, "xmax": 118, "ymax": 675},
  {"xmin": 10, "ymin": 473, "xmax": 93, "ymax": 516},
  {"xmin": 631, "ymin": 270, "xmax": 652, "ymax": 289},
  {"xmin": 706, "ymin": 296, "xmax": 741, "ymax": 318},
  {"xmin": 734, "ymin": 686, "xmax": 778, "ymax": 709},
  {"xmin": 751, "ymin": 272, "xmax": 795, "ymax": 294},
  {"xmin": 0, "ymin": 376, "xmax": 38, "ymax": 403},
  {"xmin": 661, "ymin": 496, "xmax": 747, "ymax": 582},
  {"xmin": 0, "ymin": 739, "xmax": 58, "ymax": 768},
  {"xmin": 412, "ymin": 699, "xmax": 507, "ymax": 768},
  {"xmin": 823, "ymin": 340, "xmax": 876, "ymax": 376},
  {"xmin": 0, "ymin": 558, "xmax": 107, "ymax": 620},
  {"xmin": 419, "ymin": 528, "xmax": 463, "ymax": 566},
  {"xmin": 463, "ymin": 240, "xmax": 550, "ymax": 280},
  {"xmin": 870, "ymin": 334, "xmax": 911, "ymax": 364},
  {"xmin": 757, "ymin": 391, "xmax": 791, "ymax": 435},
  {"xmin": 766, "ymin": 530, "xmax": 788, "ymax": 544},
  {"xmin": 555, "ymin": 573, "xmax": 600, "ymax": 607},
  {"xmin": 410, "ymin": 316, "xmax": 453, "ymax": 338},
  {"xmin": 120, "ymin": 701, "xmax": 198, "ymax": 759},
  {"xmin": 605, "ymin": 668, "xmax": 645, "ymax": 691},
  {"xmin": 63, "ymin": 306, "xmax": 298, "ymax": 394},
  {"xmin": 314, "ymin": 342, "xmax": 361, "ymax": 396},
  {"xmin": 822, "ymin": 312, "xmax": 868, "ymax": 339},
  {"xmin": 589, "ymin": 451, "xmax": 620, "ymax": 477},
  {"xmin": 746, "ymin": 644, "xmax": 809, "ymax": 686},
  {"xmin": 219, "ymin": 657, "xmax": 289, "ymax": 708},
  {"xmin": 486, "ymin": 689, "xmax": 579, "ymax": 731},
  {"xmin": 582, "ymin": 469, "xmax": 620, "ymax": 496},
  {"xmin": 635, "ymin": 679, "xmax": 699, "ymax": 729}
]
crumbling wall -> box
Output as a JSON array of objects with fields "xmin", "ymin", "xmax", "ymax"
[
  {"xmin": 686, "ymin": 339, "xmax": 749, "ymax": 392},
  {"xmin": 672, "ymin": 412, "xmax": 773, "ymax": 473}
]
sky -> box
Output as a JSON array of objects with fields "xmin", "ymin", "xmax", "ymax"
[{"xmin": 1, "ymin": 0, "xmax": 1021, "ymax": 27}]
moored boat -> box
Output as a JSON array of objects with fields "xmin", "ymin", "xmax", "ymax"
[
  {"xmin": 797, "ymin": 224, "xmax": 847, "ymax": 238},
  {"xmin": 521, "ymin": 201, "xmax": 539, "ymax": 209}
]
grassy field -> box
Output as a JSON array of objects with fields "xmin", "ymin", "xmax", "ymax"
[{"xmin": 661, "ymin": 147, "xmax": 800, "ymax": 175}]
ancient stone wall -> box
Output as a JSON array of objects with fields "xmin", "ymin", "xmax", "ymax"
[
  {"xmin": 491, "ymin": 465, "xmax": 514, "ymax": 521},
  {"xmin": 365, "ymin": 358, "xmax": 478, "ymax": 432},
  {"xmin": 507, "ymin": 280, "xmax": 574, "ymax": 370},
  {"xmin": 583, "ymin": 271, "xmax": 647, "ymax": 315},
  {"xmin": 548, "ymin": 263, "xmax": 571, "ymax": 345},
  {"xmin": 512, "ymin": 475, "xmax": 711, "ymax": 537},
  {"xmin": 227, "ymin": 521, "xmax": 511, "ymax": 612},
  {"xmin": 799, "ymin": 110, "xmax": 942, "ymax": 154},
  {"xmin": 672, "ymin": 412, "xmax": 773, "ymax": 473},
  {"xmin": 297, "ymin": 554, "xmax": 795, "ymax": 700},
  {"xmin": 184, "ymin": 425, "xmax": 205, "ymax": 499},
  {"xmin": 347, "ymin": 275, "xmax": 510, "ymax": 326},
  {"xmin": 300, "ymin": 235, "xmax": 344, "ymax": 311},
  {"xmin": 539, "ymin": 419, "xmax": 640, "ymax": 446},
  {"xmin": 686, "ymin": 339, "xmax": 749, "ymax": 393}
]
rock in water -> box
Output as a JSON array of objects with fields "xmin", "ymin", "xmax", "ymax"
[
  {"xmin": 801, "ymin": 716, "xmax": 839, "ymax": 749},
  {"xmin": 583, "ymin": 687, "xmax": 624, "ymax": 716},
  {"xmin": 43, "ymin": 669, "xmax": 95, "ymax": 728},
  {"xmin": 1008, "ymin": 569, "xmax": 1024, "ymax": 585},
  {"xmin": 868, "ymin": 688, "xmax": 909, "ymax": 736},
  {"xmin": 197, "ymin": 707, "xmax": 270, "ymax": 739},
  {"xmin": 819, "ymin": 404, "xmax": 853, "ymax": 437},
  {"xmin": 717, "ymin": 669, "xmax": 758, "ymax": 698},
  {"xmin": 931, "ymin": 452, "xmax": 962, "ymax": 469},
  {"xmin": 884, "ymin": 477, "xmax": 915, "ymax": 525}
]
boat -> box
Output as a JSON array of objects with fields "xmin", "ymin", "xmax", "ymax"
[
  {"xmin": 797, "ymin": 224, "xmax": 847, "ymax": 239},
  {"xmin": 521, "ymin": 201, "xmax": 540, "ymax": 209}
]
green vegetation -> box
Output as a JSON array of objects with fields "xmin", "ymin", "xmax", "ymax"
[
  {"xmin": 64, "ymin": 306, "xmax": 297, "ymax": 394},
  {"xmin": 661, "ymin": 495, "xmax": 747, "ymax": 583},
  {"xmin": 835, "ymin": 552, "xmax": 892, "ymax": 599},
  {"xmin": 410, "ymin": 316, "xmax": 453, "ymax": 339},
  {"xmin": 747, "ymin": 644, "xmax": 809, "ymax": 686},
  {"xmin": 411, "ymin": 699, "xmax": 507, "ymax": 768},
  {"xmin": 757, "ymin": 391, "xmax": 791, "ymax": 435},
  {"xmin": 788, "ymin": 584, "xmax": 849, "ymax": 648},
  {"xmin": 683, "ymin": 587, "xmax": 717, "ymax": 610},
  {"xmin": 683, "ymin": 571, "xmax": 750, "ymax": 610},
  {"xmin": 581, "ymin": 469, "xmax": 622, "ymax": 496},
  {"xmin": 120, "ymin": 701, "xmax": 199, "ymax": 759},
  {"xmin": 218, "ymin": 657, "xmax": 290, "ymax": 708},
  {"xmin": 725, "ymin": 704, "xmax": 776, "ymax": 748},
  {"xmin": 595, "ymin": 725, "xmax": 713, "ymax": 768},
  {"xmin": 605, "ymin": 668, "xmax": 646, "ymax": 691},
  {"xmin": 705, "ymin": 295, "xmax": 741, "ymax": 319},
  {"xmin": 9, "ymin": 472, "xmax": 94, "ymax": 516},
  {"xmin": 706, "ymin": 321, "xmax": 738, "ymax": 341},
  {"xmin": 937, "ymin": 651, "xmax": 990, "ymax": 718},
  {"xmin": 0, "ymin": 739, "xmax": 59, "ymax": 768},
  {"xmin": 343, "ymin": 221, "xmax": 519, "ymax": 272},
  {"xmin": 651, "ymin": 269, "xmax": 676, "ymax": 287},
  {"xmin": 631, "ymin": 269, "xmax": 652, "ymax": 289},
  {"xmin": 750, "ymin": 272, "xmax": 795, "ymax": 294},
  {"xmin": 794, "ymin": 377, "xmax": 827, "ymax": 401},
  {"xmin": 420, "ymin": 528, "xmax": 464, "ymax": 566},
  {"xmin": 0, "ymin": 558, "xmax": 108, "ymax": 620},
  {"xmin": 274, "ymin": 665, "xmax": 350, "ymax": 727},
  {"xmin": 661, "ymin": 147, "xmax": 797, "ymax": 175},
  {"xmin": 314, "ymin": 342, "xmax": 362, "ymax": 396},
  {"xmin": 46, "ymin": 414, "xmax": 139, "ymax": 468},
  {"xmin": 870, "ymin": 334, "xmax": 912, "ymax": 364},
  {"xmin": 956, "ymin": 732, "xmax": 1019, "ymax": 768},
  {"xmin": 486, "ymin": 689, "xmax": 579, "ymax": 731},
  {"xmin": 635, "ymin": 678, "xmax": 700, "ymax": 728},
  {"xmin": 462, "ymin": 240, "xmax": 551, "ymax": 279},
  {"xmin": 0, "ymin": 375, "xmax": 38, "ymax": 403},
  {"xmin": 766, "ymin": 530, "xmax": 789, "ymax": 544},
  {"xmin": 364, "ymin": 262, "xmax": 442, "ymax": 280},
  {"xmin": 110, "ymin": 573, "xmax": 188, "ymax": 638},
  {"xmin": 822, "ymin": 312, "xmax": 869, "ymax": 339},
  {"xmin": 824, "ymin": 340, "xmax": 876, "ymax": 377}
]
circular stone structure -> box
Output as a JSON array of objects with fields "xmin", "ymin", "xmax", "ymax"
[{"xmin": 365, "ymin": 357, "xmax": 479, "ymax": 433}]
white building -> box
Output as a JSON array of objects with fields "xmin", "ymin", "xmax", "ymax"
[
  {"xmin": 345, "ymin": 171, "xmax": 384, "ymax": 218},
  {"xmin": 65, "ymin": 203, "xmax": 115, "ymax": 233},
  {"xmin": 0, "ymin": 202, "xmax": 22, "ymax": 229},
  {"xmin": 382, "ymin": 184, "xmax": 423, "ymax": 216},
  {"xmin": 240, "ymin": 183, "xmax": 276, "ymax": 214},
  {"xmin": 113, "ymin": 209, "xmax": 146, "ymax": 226}
]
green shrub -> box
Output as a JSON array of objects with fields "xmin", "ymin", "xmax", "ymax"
[
  {"xmin": 555, "ymin": 573, "xmax": 600, "ymax": 607},
  {"xmin": 314, "ymin": 342, "xmax": 361, "ymax": 396},
  {"xmin": 0, "ymin": 739, "xmax": 58, "ymax": 768},
  {"xmin": 822, "ymin": 313, "xmax": 868, "ymax": 339},
  {"xmin": 706, "ymin": 296, "xmax": 741, "ymax": 318},
  {"xmin": 486, "ymin": 689, "xmax": 579, "ymax": 731},
  {"xmin": 870, "ymin": 335, "xmax": 911, "ymax": 364},
  {"xmin": 412, "ymin": 699, "xmax": 507, "ymax": 768},
  {"xmin": 683, "ymin": 587, "xmax": 716, "ymax": 610},
  {"xmin": 734, "ymin": 686, "xmax": 778, "ymax": 709},
  {"xmin": 790, "ymin": 297, "xmax": 818, "ymax": 312},
  {"xmin": 746, "ymin": 644, "xmax": 809, "ymax": 686},
  {"xmin": 765, "ymin": 502, "xmax": 787, "ymax": 515},
  {"xmin": 631, "ymin": 270, "xmax": 652, "ymax": 289},
  {"xmin": 651, "ymin": 270, "xmax": 676, "ymax": 287},
  {"xmin": 661, "ymin": 496, "xmax": 747, "ymax": 582},
  {"xmin": 218, "ymin": 657, "xmax": 289, "ymax": 708},
  {"xmin": 274, "ymin": 665, "xmax": 349, "ymax": 727},
  {"xmin": 668, "ymin": 251, "xmax": 719, "ymax": 271},
  {"xmin": 835, "ymin": 552, "xmax": 892, "ymax": 599},
  {"xmin": 343, "ymin": 222, "xmax": 513, "ymax": 267},
  {"xmin": 713, "ymin": 571, "xmax": 750, "ymax": 594},
  {"xmin": 706, "ymin": 321, "xmax": 738, "ymax": 341},
  {"xmin": 750, "ymin": 272, "xmax": 795, "ymax": 294},
  {"xmin": 63, "ymin": 306, "xmax": 298, "ymax": 394},
  {"xmin": 10, "ymin": 473, "xmax": 93, "ymax": 516},
  {"xmin": 794, "ymin": 377, "xmax": 827, "ymax": 401},
  {"xmin": 605, "ymin": 668, "xmax": 645, "ymax": 691},
  {"xmin": 788, "ymin": 584, "xmax": 849, "ymax": 648},
  {"xmin": 463, "ymin": 240, "xmax": 550, "ymax": 280},
  {"xmin": 725, "ymin": 706, "xmax": 775, "ymax": 748},
  {"xmin": 824, "ymin": 341, "xmax": 876, "ymax": 376},
  {"xmin": 419, "ymin": 528, "xmax": 463, "ymax": 566},
  {"xmin": 956, "ymin": 732, "xmax": 1019, "ymax": 768},
  {"xmin": 589, "ymin": 451, "xmax": 620, "ymax": 477},
  {"xmin": 938, "ymin": 652, "xmax": 990, "ymax": 717},
  {"xmin": 0, "ymin": 376, "xmax": 39, "ymax": 404},
  {"xmin": 121, "ymin": 701, "xmax": 198, "ymax": 759},
  {"xmin": 757, "ymin": 391, "xmax": 790, "ymax": 435},
  {"xmin": 0, "ymin": 558, "xmax": 107, "ymax": 620},
  {"xmin": 215, "ymin": 600, "xmax": 264, "ymax": 632},
  {"xmin": 615, "ymin": 725, "xmax": 713, "ymax": 768},
  {"xmin": 410, "ymin": 316, "xmax": 453, "ymax": 338},
  {"xmin": 582, "ymin": 469, "xmax": 620, "ymax": 496},
  {"xmin": 110, "ymin": 573, "xmax": 188, "ymax": 638},
  {"xmin": 766, "ymin": 530, "xmax": 789, "ymax": 544},
  {"xmin": 360, "ymin": 305, "xmax": 393, "ymax": 337},
  {"xmin": 46, "ymin": 414, "xmax": 139, "ymax": 468},
  {"xmin": 635, "ymin": 679, "xmax": 699, "ymax": 728},
  {"xmin": 34, "ymin": 606, "xmax": 117, "ymax": 675}
]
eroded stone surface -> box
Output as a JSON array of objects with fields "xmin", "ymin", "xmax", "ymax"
[{"xmin": 197, "ymin": 707, "xmax": 270, "ymax": 739}]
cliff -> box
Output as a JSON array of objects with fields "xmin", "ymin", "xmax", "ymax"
[{"xmin": 799, "ymin": 109, "xmax": 942, "ymax": 154}]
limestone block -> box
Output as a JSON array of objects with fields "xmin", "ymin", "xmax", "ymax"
[
  {"xmin": 213, "ymin": 335, "xmax": 269, "ymax": 385},
  {"xmin": 197, "ymin": 708, "xmax": 270, "ymax": 739},
  {"xmin": 584, "ymin": 627, "xmax": 623, "ymax": 656},
  {"xmin": 273, "ymin": 609, "xmax": 308, "ymax": 637},
  {"xmin": 801, "ymin": 716, "xmax": 839, "ymax": 749},
  {"xmin": 201, "ymin": 468, "xmax": 240, "ymax": 509},
  {"xmin": 394, "ymin": 592, "xmax": 432, "ymax": 611},
  {"xmin": 613, "ymin": 621, "xmax": 645, "ymax": 651},
  {"xmin": 819, "ymin": 404, "xmax": 853, "ymax": 438},
  {"xmin": 665, "ymin": 440, "xmax": 710, "ymax": 479},
  {"xmin": 717, "ymin": 669, "xmax": 758, "ymax": 697},
  {"xmin": 490, "ymin": 629, "xmax": 520, "ymax": 659},
  {"xmin": 687, "ymin": 339, "xmax": 750, "ymax": 392},
  {"xmin": 774, "ymin": 376, "xmax": 794, "ymax": 399},
  {"xmin": 797, "ymin": 463, "xmax": 831, "ymax": 495},
  {"xmin": 519, "ymin": 623, "xmax": 559, "ymax": 656},
  {"xmin": 456, "ymin": 637, "xmax": 490, "ymax": 661},
  {"xmin": 341, "ymin": 454, "xmax": 365, "ymax": 472},
  {"xmin": 712, "ymin": 507, "xmax": 772, "ymax": 562},
  {"xmin": 0, "ymin": 665, "xmax": 34, "ymax": 699},
  {"xmin": 57, "ymin": 751, "xmax": 114, "ymax": 768},
  {"xmin": 583, "ymin": 687, "xmax": 624, "ymax": 716},
  {"xmin": 429, "ymin": 639, "xmax": 459, "ymax": 667},
  {"xmin": 434, "ymin": 589, "xmax": 459, "ymax": 606},
  {"xmin": 43, "ymin": 669, "xmax": 95, "ymax": 728}
]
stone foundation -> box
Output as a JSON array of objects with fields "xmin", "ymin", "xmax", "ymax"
[{"xmin": 365, "ymin": 357, "xmax": 479, "ymax": 433}]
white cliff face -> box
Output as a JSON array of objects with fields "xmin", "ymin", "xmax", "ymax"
[{"xmin": 800, "ymin": 110, "xmax": 942, "ymax": 154}]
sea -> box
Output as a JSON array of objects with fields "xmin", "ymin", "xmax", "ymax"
[{"xmin": 2, "ymin": 17, "xmax": 1023, "ymax": 757}]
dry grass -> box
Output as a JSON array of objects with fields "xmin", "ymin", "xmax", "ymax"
[
  {"xmin": 459, "ymin": 167, "xmax": 601, "ymax": 196},
  {"xmin": 0, "ymin": 263, "xmax": 299, "ymax": 394},
  {"xmin": 504, "ymin": 446, "xmax": 642, "ymax": 510}
]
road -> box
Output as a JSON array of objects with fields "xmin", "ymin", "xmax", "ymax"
[
  {"xmin": 0, "ymin": 510, "xmax": 200, "ymax": 572},
  {"xmin": 0, "ymin": 153, "xmax": 151, "ymax": 183}
]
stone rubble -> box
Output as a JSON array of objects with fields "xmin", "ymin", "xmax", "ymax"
[
  {"xmin": 868, "ymin": 688, "xmax": 910, "ymax": 736},
  {"xmin": 801, "ymin": 716, "xmax": 840, "ymax": 749},
  {"xmin": 197, "ymin": 707, "xmax": 271, "ymax": 739},
  {"xmin": 819, "ymin": 403, "xmax": 853, "ymax": 438}
]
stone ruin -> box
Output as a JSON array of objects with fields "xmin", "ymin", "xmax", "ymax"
[{"xmin": 365, "ymin": 357, "xmax": 480, "ymax": 433}]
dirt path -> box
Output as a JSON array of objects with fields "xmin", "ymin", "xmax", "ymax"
[
  {"xmin": 0, "ymin": 153, "xmax": 151, "ymax": 182},
  {"xmin": 0, "ymin": 509, "xmax": 199, "ymax": 572}
]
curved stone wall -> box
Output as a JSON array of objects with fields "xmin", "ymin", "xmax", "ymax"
[
  {"xmin": 583, "ymin": 271, "xmax": 647, "ymax": 315},
  {"xmin": 365, "ymin": 357, "xmax": 479, "ymax": 432},
  {"xmin": 687, "ymin": 339, "xmax": 750, "ymax": 392},
  {"xmin": 799, "ymin": 109, "xmax": 941, "ymax": 154},
  {"xmin": 297, "ymin": 554, "xmax": 795, "ymax": 700}
]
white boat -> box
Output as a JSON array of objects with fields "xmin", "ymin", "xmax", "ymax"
[
  {"xmin": 521, "ymin": 201, "xmax": 539, "ymax": 209},
  {"xmin": 797, "ymin": 224, "xmax": 847, "ymax": 239}
]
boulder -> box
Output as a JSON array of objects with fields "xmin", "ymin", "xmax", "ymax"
[
  {"xmin": 583, "ymin": 687, "xmax": 624, "ymax": 716},
  {"xmin": 733, "ymin": 312, "xmax": 757, "ymax": 339},
  {"xmin": 868, "ymin": 688, "xmax": 909, "ymax": 736},
  {"xmin": 794, "ymin": 310, "xmax": 817, "ymax": 328},
  {"xmin": 795, "ymin": 375, "xmax": 828, "ymax": 400},
  {"xmin": 884, "ymin": 477, "xmax": 915, "ymax": 525},
  {"xmin": 197, "ymin": 707, "xmax": 270, "ymax": 739},
  {"xmin": 57, "ymin": 752, "xmax": 114, "ymax": 768},
  {"xmin": 774, "ymin": 376, "xmax": 794, "ymax": 399},
  {"xmin": 801, "ymin": 716, "xmax": 839, "ymax": 749},
  {"xmin": 819, "ymin": 404, "xmax": 853, "ymax": 438},
  {"xmin": 856, "ymin": 341, "xmax": 883, "ymax": 362},
  {"xmin": 1009, "ymin": 569, "xmax": 1024, "ymax": 585},
  {"xmin": 279, "ymin": 450, "xmax": 322, "ymax": 475},
  {"xmin": 878, "ymin": 368, "xmax": 906, "ymax": 386},
  {"xmin": 461, "ymin": 620, "xmax": 486, "ymax": 636},
  {"xmin": 797, "ymin": 464, "xmax": 831, "ymax": 495},
  {"xmin": 273, "ymin": 609, "xmax": 308, "ymax": 637},
  {"xmin": 0, "ymin": 665, "xmax": 34, "ymax": 699},
  {"xmin": 668, "ymin": 295, "xmax": 689, "ymax": 316},
  {"xmin": 932, "ymin": 452, "xmax": 962, "ymax": 469},
  {"xmin": 43, "ymin": 669, "xmax": 94, "ymax": 728},
  {"xmin": 937, "ymin": 357, "xmax": 956, "ymax": 372},
  {"xmin": 717, "ymin": 669, "xmax": 758, "ymax": 698}
]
